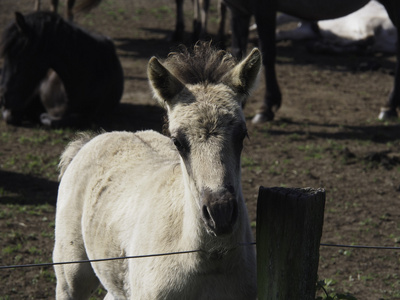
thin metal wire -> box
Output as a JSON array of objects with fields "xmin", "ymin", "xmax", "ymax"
[
  {"xmin": 1, "ymin": 242, "xmax": 399, "ymax": 270},
  {"xmin": 320, "ymin": 243, "xmax": 400, "ymax": 250},
  {"xmin": 0, "ymin": 249, "xmax": 203, "ymax": 270}
]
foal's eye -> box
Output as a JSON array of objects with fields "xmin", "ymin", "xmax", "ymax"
[
  {"xmin": 172, "ymin": 136, "xmax": 189, "ymax": 153},
  {"xmin": 172, "ymin": 137, "xmax": 182, "ymax": 150}
]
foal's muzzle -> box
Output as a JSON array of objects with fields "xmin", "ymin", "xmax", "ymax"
[{"xmin": 201, "ymin": 187, "xmax": 238, "ymax": 236}]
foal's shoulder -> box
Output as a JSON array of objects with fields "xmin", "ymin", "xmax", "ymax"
[
  {"xmin": 103, "ymin": 130, "xmax": 170, "ymax": 146},
  {"xmin": 93, "ymin": 130, "xmax": 166, "ymax": 142},
  {"xmin": 94, "ymin": 130, "xmax": 175, "ymax": 157},
  {"xmin": 131, "ymin": 130, "xmax": 175, "ymax": 155}
]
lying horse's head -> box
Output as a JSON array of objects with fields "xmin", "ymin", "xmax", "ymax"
[
  {"xmin": 148, "ymin": 43, "xmax": 261, "ymax": 237},
  {"xmin": 0, "ymin": 12, "xmax": 56, "ymax": 124}
]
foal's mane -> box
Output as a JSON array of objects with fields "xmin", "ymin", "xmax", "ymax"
[{"xmin": 163, "ymin": 42, "xmax": 239, "ymax": 86}]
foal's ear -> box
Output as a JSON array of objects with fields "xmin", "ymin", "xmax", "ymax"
[
  {"xmin": 15, "ymin": 12, "xmax": 29, "ymax": 35},
  {"xmin": 224, "ymin": 48, "xmax": 261, "ymax": 95},
  {"xmin": 148, "ymin": 57, "xmax": 185, "ymax": 109}
]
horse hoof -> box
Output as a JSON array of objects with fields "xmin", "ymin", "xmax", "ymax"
[
  {"xmin": 40, "ymin": 113, "xmax": 52, "ymax": 126},
  {"xmin": 378, "ymin": 107, "xmax": 398, "ymax": 120},
  {"xmin": 2, "ymin": 109, "xmax": 22, "ymax": 125},
  {"xmin": 252, "ymin": 112, "xmax": 274, "ymax": 124},
  {"xmin": 2, "ymin": 109, "xmax": 12, "ymax": 122}
]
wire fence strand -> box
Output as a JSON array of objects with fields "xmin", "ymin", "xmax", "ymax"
[
  {"xmin": 1, "ymin": 242, "xmax": 400, "ymax": 270},
  {"xmin": 0, "ymin": 249, "xmax": 203, "ymax": 270},
  {"xmin": 320, "ymin": 243, "xmax": 400, "ymax": 250}
]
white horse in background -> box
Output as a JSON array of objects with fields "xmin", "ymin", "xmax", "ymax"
[
  {"xmin": 53, "ymin": 43, "xmax": 260, "ymax": 299},
  {"xmin": 276, "ymin": 1, "xmax": 397, "ymax": 53}
]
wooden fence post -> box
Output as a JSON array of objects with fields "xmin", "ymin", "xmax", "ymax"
[{"xmin": 256, "ymin": 187, "xmax": 326, "ymax": 300}]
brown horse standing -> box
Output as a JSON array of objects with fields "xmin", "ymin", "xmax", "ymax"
[{"xmin": 225, "ymin": 0, "xmax": 400, "ymax": 122}]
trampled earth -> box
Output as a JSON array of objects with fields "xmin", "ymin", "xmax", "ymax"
[{"xmin": 0, "ymin": 1, "xmax": 400, "ymax": 299}]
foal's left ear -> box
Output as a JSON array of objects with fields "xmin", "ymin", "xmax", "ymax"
[
  {"xmin": 224, "ymin": 48, "xmax": 261, "ymax": 95},
  {"xmin": 147, "ymin": 57, "xmax": 185, "ymax": 109},
  {"xmin": 15, "ymin": 12, "xmax": 29, "ymax": 35}
]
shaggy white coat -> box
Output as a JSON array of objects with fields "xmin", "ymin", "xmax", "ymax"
[{"xmin": 53, "ymin": 46, "xmax": 261, "ymax": 299}]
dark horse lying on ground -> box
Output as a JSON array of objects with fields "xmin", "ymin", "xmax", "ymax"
[
  {"xmin": 0, "ymin": 11, "xmax": 124, "ymax": 127},
  {"xmin": 225, "ymin": 0, "xmax": 400, "ymax": 123}
]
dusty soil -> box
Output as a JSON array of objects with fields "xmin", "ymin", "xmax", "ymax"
[{"xmin": 1, "ymin": 0, "xmax": 400, "ymax": 299}]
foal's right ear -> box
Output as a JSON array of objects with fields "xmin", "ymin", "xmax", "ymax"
[
  {"xmin": 147, "ymin": 57, "xmax": 185, "ymax": 109},
  {"xmin": 224, "ymin": 48, "xmax": 261, "ymax": 95}
]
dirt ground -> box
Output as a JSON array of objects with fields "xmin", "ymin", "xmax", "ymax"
[{"xmin": 1, "ymin": 0, "xmax": 400, "ymax": 299}]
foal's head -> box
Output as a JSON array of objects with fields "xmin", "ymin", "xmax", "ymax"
[{"xmin": 148, "ymin": 43, "xmax": 261, "ymax": 237}]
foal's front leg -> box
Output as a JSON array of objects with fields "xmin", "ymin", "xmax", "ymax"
[{"xmin": 53, "ymin": 208, "xmax": 100, "ymax": 299}]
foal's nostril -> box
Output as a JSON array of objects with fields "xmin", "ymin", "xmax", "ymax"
[
  {"xmin": 202, "ymin": 205, "xmax": 211, "ymax": 221},
  {"xmin": 225, "ymin": 185, "xmax": 234, "ymax": 194},
  {"xmin": 202, "ymin": 189, "xmax": 238, "ymax": 236}
]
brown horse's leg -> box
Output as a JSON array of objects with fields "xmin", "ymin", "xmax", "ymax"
[
  {"xmin": 50, "ymin": 0, "xmax": 59, "ymax": 13},
  {"xmin": 378, "ymin": 0, "xmax": 400, "ymax": 119},
  {"xmin": 217, "ymin": 0, "xmax": 227, "ymax": 45},
  {"xmin": 193, "ymin": 0, "xmax": 200, "ymax": 40},
  {"xmin": 251, "ymin": 1, "xmax": 281, "ymax": 123},
  {"xmin": 35, "ymin": 0, "xmax": 41, "ymax": 11},
  {"xmin": 229, "ymin": 7, "xmax": 251, "ymax": 60},
  {"xmin": 66, "ymin": 0, "xmax": 76, "ymax": 21},
  {"xmin": 192, "ymin": 0, "xmax": 210, "ymax": 41},
  {"xmin": 172, "ymin": 0, "xmax": 185, "ymax": 41},
  {"xmin": 379, "ymin": 45, "xmax": 400, "ymax": 120}
]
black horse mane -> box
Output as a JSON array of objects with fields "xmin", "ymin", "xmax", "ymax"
[{"xmin": 0, "ymin": 11, "xmax": 111, "ymax": 59}]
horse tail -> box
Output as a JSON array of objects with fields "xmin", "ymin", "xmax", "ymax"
[
  {"xmin": 58, "ymin": 132, "xmax": 97, "ymax": 180},
  {"xmin": 73, "ymin": 0, "xmax": 102, "ymax": 14}
]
